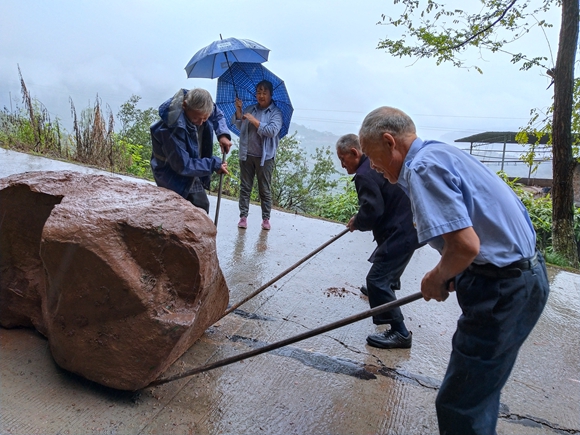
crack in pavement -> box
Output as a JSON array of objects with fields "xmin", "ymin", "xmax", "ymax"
[
  {"xmin": 230, "ymin": 306, "xmax": 578, "ymax": 434},
  {"xmin": 231, "ymin": 308, "xmax": 276, "ymax": 321},
  {"xmin": 228, "ymin": 334, "xmax": 440, "ymax": 387},
  {"xmin": 227, "ymin": 333, "xmax": 578, "ymax": 434},
  {"xmin": 499, "ymin": 408, "xmax": 580, "ymax": 434}
]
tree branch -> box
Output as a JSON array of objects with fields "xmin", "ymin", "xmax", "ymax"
[{"xmin": 450, "ymin": 0, "xmax": 518, "ymax": 50}]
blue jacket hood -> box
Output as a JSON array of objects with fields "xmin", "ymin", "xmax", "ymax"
[{"xmin": 158, "ymin": 89, "xmax": 188, "ymax": 129}]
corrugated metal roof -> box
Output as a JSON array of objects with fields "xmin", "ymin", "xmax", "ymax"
[{"xmin": 455, "ymin": 132, "xmax": 551, "ymax": 145}]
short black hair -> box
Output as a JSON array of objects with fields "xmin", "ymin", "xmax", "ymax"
[{"xmin": 256, "ymin": 80, "xmax": 273, "ymax": 95}]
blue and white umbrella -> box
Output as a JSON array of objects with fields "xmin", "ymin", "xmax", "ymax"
[
  {"xmin": 185, "ymin": 37, "xmax": 270, "ymax": 79},
  {"xmin": 216, "ymin": 62, "xmax": 293, "ymax": 139}
]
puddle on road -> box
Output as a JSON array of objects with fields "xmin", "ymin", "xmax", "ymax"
[
  {"xmin": 230, "ymin": 335, "xmax": 375, "ymax": 380},
  {"xmin": 229, "ymin": 334, "xmax": 441, "ymax": 387},
  {"xmin": 231, "ymin": 309, "xmax": 276, "ymax": 321}
]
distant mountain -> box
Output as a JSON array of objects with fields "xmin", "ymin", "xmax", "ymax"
[
  {"xmin": 288, "ymin": 123, "xmax": 343, "ymax": 174},
  {"xmin": 289, "ymin": 123, "xmax": 342, "ymax": 142},
  {"xmin": 286, "ymin": 123, "xmax": 552, "ymax": 181}
]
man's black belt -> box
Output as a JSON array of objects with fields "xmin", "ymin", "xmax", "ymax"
[{"xmin": 467, "ymin": 252, "xmax": 539, "ymax": 279}]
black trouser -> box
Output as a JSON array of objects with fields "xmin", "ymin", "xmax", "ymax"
[
  {"xmin": 366, "ymin": 250, "xmax": 415, "ymax": 325},
  {"xmin": 436, "ymin": 252, "xmax": 549, "ymax": 435},
  {"xmin": 186, "ymin": 190, "xmax": 210, "ymax": 214}
]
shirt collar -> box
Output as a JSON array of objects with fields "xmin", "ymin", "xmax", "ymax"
[
  {"xmin": 397, "ymin": 137, "xmax": 424, "ymax": 192},
  {"xmin": 184, "ymin": 116, "xmax": 197, "ymax": 134},
  {"xmin": 254, "ymin": 102, "xmax": 273, "ymax": 112},
  {"xmin": 351, "ymin": 155, "xmax": 367, "ymax": 181}
]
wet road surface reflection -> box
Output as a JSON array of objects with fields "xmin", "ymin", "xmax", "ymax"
[{"xmin": 1, "ymin": 149, "xmax": 579, "ymax": 435}]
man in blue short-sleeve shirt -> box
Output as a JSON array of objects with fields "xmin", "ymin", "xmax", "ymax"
[{"xmin": 359, "ymin": 106, "xmax": 549, "ymax": 435}]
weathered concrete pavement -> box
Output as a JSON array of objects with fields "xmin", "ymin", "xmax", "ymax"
[{"xmin": 1, "ymin": 148, "xmax": 579, "ymax": 435}]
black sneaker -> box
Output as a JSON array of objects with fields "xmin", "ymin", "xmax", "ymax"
[
  {"xmin": 366, "ymin": 330, "xmax": 412, "ymax": 349},
  {"xmin": 360, "ymin": 285, "xmax": 369, "ymax": 296}
]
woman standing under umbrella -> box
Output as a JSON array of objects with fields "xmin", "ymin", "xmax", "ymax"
[{"xmin": 234, "ymin": 80, "xmax": 283, "ymax": 230}]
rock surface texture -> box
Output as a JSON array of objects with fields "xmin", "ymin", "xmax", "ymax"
[{"xmin": 0, "ymin": 171, "xmax": 228, "ymax": 390}]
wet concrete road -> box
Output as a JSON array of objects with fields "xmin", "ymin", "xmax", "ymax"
[{"xmin": 1, "ymin": 148, "xmax": 579, "ymax": 435}]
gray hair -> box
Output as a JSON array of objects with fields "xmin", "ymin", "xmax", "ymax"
[
  {"xmin": 359, "ymin": 107, "xmax": 416, "ymax": 143},
  {"xmin": 336, "ymin": 133, "xmax": 360, "ymax": 153},
  {"xmin": 184, "ymin": 88, "xmax": 214, "ymax": 114}
]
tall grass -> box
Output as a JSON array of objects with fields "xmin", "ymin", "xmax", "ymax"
[
  {"xmin": 1, "ymin": 69, "xmax": 138, "ymax": 176},
  {"xmin": 70, "ymin": 96, "xmax": 117, "ymax": 169},
  {"xmin": 0, "ymin": 66, "xmax": 68, "ymax": 158}
]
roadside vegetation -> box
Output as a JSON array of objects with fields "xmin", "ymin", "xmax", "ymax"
[
  {"xmin": 1, "ymin": 74, "xmax": 578, "ymax": 269},
  {"xmin": 498, "ymin": 172, "xmax": 580, "ymax": 269},
  {"xmin": 376, "ymin": 0, "xmax": 579, "ymax": 267}
]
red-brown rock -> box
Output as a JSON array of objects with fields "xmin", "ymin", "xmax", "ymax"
[{"xmin": 0, "ymin": 171, "xmax": 228, "ymax": 390}]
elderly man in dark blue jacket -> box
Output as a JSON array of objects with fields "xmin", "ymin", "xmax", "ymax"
[
  {"xmin": 336, "ymin": 133, "xmax": 422, "ymax": 348},
  {"xmin": 150, "ymin": 88, "xmax": 231, "ymax": 214}
]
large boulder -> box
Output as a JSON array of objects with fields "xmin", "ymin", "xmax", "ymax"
[{"xmin": 0, "ymin": 171, "xmax": 229, "ymax": 390}]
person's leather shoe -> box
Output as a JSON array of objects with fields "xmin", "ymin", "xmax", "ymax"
[
  {"xmin": 366, "ymin": 330, "xmax": 412, "ymax": 349},
  {"xmin": 360, "ymin": 285, "xmax": 368, "ymax": 296}
]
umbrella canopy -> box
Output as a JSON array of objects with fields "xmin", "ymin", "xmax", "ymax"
[
  {"xmin": 185, "ymin": 37, "xmax": 270, "ymax": 79},
  {"xmin": 216, "ymin": 62, "xmax": 293, "ymax": 139}
]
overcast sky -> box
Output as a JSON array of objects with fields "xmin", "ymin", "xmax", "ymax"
[{"xmin": 0, "ymin": 0, "xmax": 561, "ymax": 143}]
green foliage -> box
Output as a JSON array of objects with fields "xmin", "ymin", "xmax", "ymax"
[
  {"xmin": 0, "ymin": 107, "xmax": 36, "ymax": 147},
  {"xmin": 377, "ymin": 0, "xmax": 554, "ymax": 71},
  {"xmin": 0, "ymin": 103, "xmax": 68, "ymax": 157},
  {"xmin": 0, "ymin": 73, "xmax": 156, "ymax": 179},
  {"xmin": 116, "ymin": 95, "xmax": 158, "ymax": 179},
  {"xmin": 522, "ymin": 194, "xmax": 555, "ymax": 252},
  {"xmin": 313, "ymin": 176, "xmax": 359, "ymax": 223},
  {"xmin": 117, "ymin": 95, "xmax": 159, "ymax": 147},
  {"xmin": 272, "ymin": 134, "xmax": 339, "ymax": 213},
  {"xmin": 210, "ymin": 143, "xmax": 245, "ymax": 199},
  {"xmin": 210, "ymin": 134, "xmax": 340, "ymax": 215},
  {"xmin": 1, "ymin": 69, "xmax": 69, "ymax": 157},
  {"xmin": 543, "ymin": 250, "xmax": 573, "ymax": 269},
  {"xmin": 498, "ymin": 171, "xmax": 580, "ymax": 268},
  {"xmin": 117, "ymin": 138, "xmax": 151, "ymax": 177},
  {"xmin": 517, "ymin": 77, "xmax": 580, "ymax": 164}
]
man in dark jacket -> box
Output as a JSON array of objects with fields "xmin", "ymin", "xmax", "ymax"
[
  {"xmin": 150, "ymin": 88, "xmax": 231, "ymax": 213},
  {"xmin": 336, "ymin": 133, "xmax": 422, "ymax": 348}
]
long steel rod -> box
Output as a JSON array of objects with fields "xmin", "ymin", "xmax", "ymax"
[
  {"xmin": 214, "ymin": 151, "xmax": 226, "ymax": 227},
  {"xmin": 148, "ymin": 291, "xmax": 423, "ymax": 387},
  {"xmin": 221, "ymin": 228, "xmax": 349, "ymax": 317}
]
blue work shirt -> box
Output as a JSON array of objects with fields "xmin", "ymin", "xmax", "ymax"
[
  {"xmin": 233, "ymin": 102, "xmax": 283, "ymax": 166},
  {"xmin": 397, "ymin": 138, "xmax": 536, "ymax": 267},
  {"xmin": 353, "ymin": 155, "xmax": 422, "ymax": 262}
]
